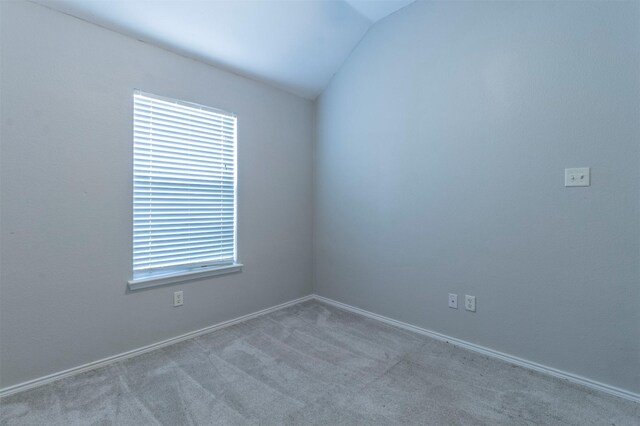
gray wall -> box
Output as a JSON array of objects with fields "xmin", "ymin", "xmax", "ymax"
[
  {"xmin": 315, "ymin": 0, "xmax": 640, "ymax": 394},
  {"xmin": 0, "ymin": 0, "xmax": 313, "ymax": 388}
]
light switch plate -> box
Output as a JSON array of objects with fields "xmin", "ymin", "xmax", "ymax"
[{"xmin": 565, "ymin": 168, "xmax": 590, "ymax": 187}]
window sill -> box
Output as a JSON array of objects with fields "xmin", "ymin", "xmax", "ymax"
[{"xmin": 127, "ymin": 263, "xmax": 243, "ymax": 291}]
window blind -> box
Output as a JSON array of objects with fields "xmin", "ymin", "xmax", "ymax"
[{"xmin": 133, "ymin": 91, "xmax": 237, "ymax": 277}]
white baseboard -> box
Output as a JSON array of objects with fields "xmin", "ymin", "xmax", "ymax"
[
  {"xmin": 0, "ymin": 295, "xmax": 314, "ymax": 398},
  {"xmin": 312, "ymin": 294, "xmax": 640, "ymax": 404},
  {"xmin": 3, "ymin": 293, "xmax": 638, "ymax": 404}
]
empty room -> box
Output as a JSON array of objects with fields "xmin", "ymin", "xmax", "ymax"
[{"xmin": 0, "ymin": 0, "xmax": 638, "ymax": 424}]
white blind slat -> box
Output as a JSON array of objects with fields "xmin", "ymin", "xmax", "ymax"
[{"xmin": 133, "ymin": 91, "xmax": 237, "ymax": 274}]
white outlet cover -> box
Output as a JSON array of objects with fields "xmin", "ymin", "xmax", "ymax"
[
  {"xmin": 565, "ymin": 168, "xmax": 590, "ymax": 187},
  {"xmin": 465, "ymin": 295, "xmax": 476, "ymax": 312},
  {"xmin": 448, "ymin": 293, "xmax": 458, "ymax": 309},
  {"xmin": 174, "ymin": 291, "xmax": 183, "ymax": 307}
]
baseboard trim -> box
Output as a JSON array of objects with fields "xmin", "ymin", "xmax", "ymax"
[
  {"xmin": 3, "ymin": 293, "xmax": 637, "ymax": 403},
  {"xmin": 312, "ymin": 294, "xmax": 640, "ymax": 404},
  {"xmin": 0, "ymin": 294, "xmax": 314, "ymax": 398}
]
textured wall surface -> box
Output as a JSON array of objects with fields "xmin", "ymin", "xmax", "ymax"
[
  {"xmin": 315, "ymin": 0, "xmax": 640, "ymax": 394},
  {"xmin": 2, "ymin": 0, "xmax": 639, "ymax": 397},
  {"xmin": 0, "ymin": 0, "xmax": 313, "ymax": 388}
]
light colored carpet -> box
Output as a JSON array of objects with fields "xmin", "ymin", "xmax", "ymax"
[{"xmin": 1, "ymin": 300, "xmax": 638, "ymax": 425}]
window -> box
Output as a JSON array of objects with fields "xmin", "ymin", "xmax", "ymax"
[{"xmin": 128, "ymin": 91, "xmax": 240, "ymax": 290}]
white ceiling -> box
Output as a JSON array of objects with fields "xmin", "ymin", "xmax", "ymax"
[
  {"xmin": 32, "ymin": 0, "xmax": 415, "ymax": 99},
  {"xmin": 344, "ymin": 0, "xmax": 413, "ymax": 22}
]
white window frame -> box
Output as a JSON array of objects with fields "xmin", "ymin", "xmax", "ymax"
[{"xmin": 128, "ymin": 90, "xmax": 241, "ymax": 290}]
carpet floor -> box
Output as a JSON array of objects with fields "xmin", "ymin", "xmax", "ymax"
[{"xmin": 1, "ymin": 300, "xmax": 638, "ymax": 425}]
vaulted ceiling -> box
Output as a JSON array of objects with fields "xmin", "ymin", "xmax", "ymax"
[{"xmin": 33, "ymin": 0, "xmax": 416, "ymax": 99}]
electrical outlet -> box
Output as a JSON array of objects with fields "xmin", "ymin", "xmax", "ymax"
[
  {"xmin": 448, "ymin": 293, "xmax": 458, "ymax": 309},
  {"xmin": 465, "ymin": 295, "xmax": 476, "ymax": 312},
  {"xmin": 174, "ymin": 291, "xmax": 183, "ymax": 307}
]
